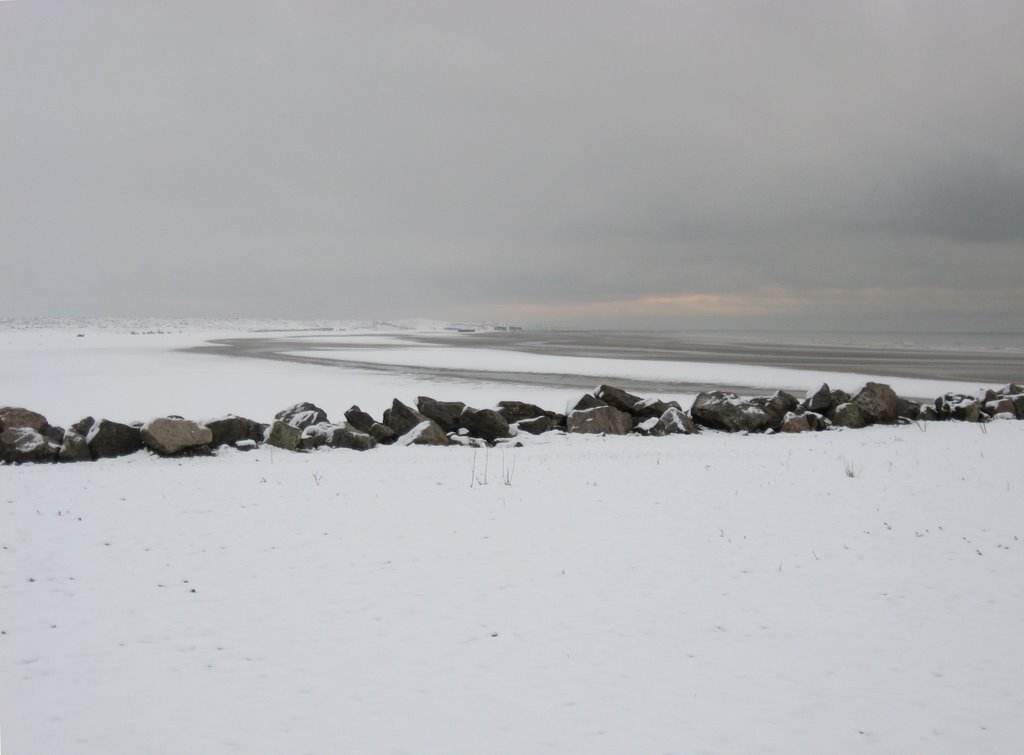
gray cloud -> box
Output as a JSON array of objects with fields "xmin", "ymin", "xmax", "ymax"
[{"xmin": 2, "ymin": 0, "xmax": 1023, "ymax": 330}]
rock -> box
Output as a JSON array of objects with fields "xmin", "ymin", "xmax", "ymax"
[
  {"xmin": 70, "ymin": 417, "xmax": 95, "ymax": 436},
  {"xmin": 0, "ymin": 407, "xmax": 49, "ymax": 433},
  {"xmin": 416, "ymin": 397, "xmax": 466, "ymax": 433},
  {"xmin": 935, "ymin": 393, "xmax": 983, "ymax": 422},
  {"xmin": 275, "ymin": 402, "xmax": 329, "ymax": 430},
  {"xmin": 997, "ymin": 383, "xmax": 1024, "ymax": 397},
  {"xmin": 569, "ymin": 393, "xmax": 607, "ymax": 412},
  {"xmin": 804, "ymin": 383, "xmax": 832, "ymax": 413},
  {"xmin": 266, "ymin": 420, "xmax": 302, "ymax": 451},
  {"xmin": 303, "ymin": 422, "xmax": 376, "ymax": 451},
  {"xmin": 895, "ymin": 398, "xmax": 922, "ymax": 421},
  {"xmin": 515, "ymin": 416, "xmax": 556, "ymax": 435},
  {"xmin": 460, "ymin": 408, "xmax": 511, "ymax": 443},
  {"xmin": 690, "ymin": 392, "xmax": 771, "ymax": 433},
  {"xmin": 58, "ymin": 429, "xmax": 91, "ymax": 463},
  {"xmin": 496, "ymin": 401, "xmax": 556, "ymax": 424},
  {"xmin": 1, "ymin": 427, "xmax": 60, "ymax": 464},
  {"xmin": 87, "ymin": 419, "xmax": 144, "ymax": 459},
  {"xmin": 828, "ymin": 389, "xmax": 852, "ymax": 414},
  {"xmin": 633, "ymin": 417, "xmax": 670, "ymax": 436},
  {"xmin": 383, "ymin": 399, "xmax": 433, "ymax": 437},
  {"xmin": 750, "ymin": 391, "xmax": 799, "ymax": 430},
  {"xmin": 141, "ymin": 418, "xmax": 213, "ymax": 456},
  {"xmin": 235, "ymin": 439, "xmax": 258, "ymax": 452},
  {"xmin": 566, "ymin": 405, "xmax": 633, "ymax": 435},
  {"xmin": 396, "ymin": 420, "xmax": 450, "ymax": 446},
  {"xmin": 918, "ymin": 405, "xmax": 940, "ymax": 422},
  {"xmin": 803, "ymin": 412, "xmax": 830, "ymax": 431},
  {"xmin": 659, "ymin": 406, "xmax": 700, "ymax": 434},
  {"xmin": 448, "ymin": 433, "xmax": 487, "ymax": 448},
  {"xmin": 983, "ymin": 397, "xmax": 1017, "ymax": 417},
  {"xmin": 1014, "ymin": 395, "xmax": 1024, "ymax": 418},
  {"xmin": 779, "ymin": 412, "xmax": 811, "ymax": 433},
  {"xmin": 205, "ymin": 415, "xmax": 267, "ymax": 447},
  {"xmin": 344, "ymin": 406, "xmax": 396, "ymax": 444},
  {"xmin": 852, "ymin": 382, "xmax": 901, "ymax": 424},
  {"xmin": 831, "ymin": 402, "xmax": 867, "ymax": 429},
  {"xmin": 593, "ymin": 385, "xmax": 643, "ymax": 414}
]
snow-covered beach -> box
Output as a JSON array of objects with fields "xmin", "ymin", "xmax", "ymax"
[{"xmin": 3, "ymin": 320, "xmax": 1024, "ymax": 753}]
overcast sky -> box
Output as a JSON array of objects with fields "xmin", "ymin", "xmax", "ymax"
[{"xmin": 2, "ymin": 1, "xmax": 1023, "ymax": 331}]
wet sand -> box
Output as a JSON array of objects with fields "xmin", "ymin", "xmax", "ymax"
[{"xmin": 183, "ymin": 329, "xmax": 1024, "ymax": 396}]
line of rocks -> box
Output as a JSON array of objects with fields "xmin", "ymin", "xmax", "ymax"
[{"xmin": 2, "ymin": 381, "xmax": 1022, "ymax": 465}]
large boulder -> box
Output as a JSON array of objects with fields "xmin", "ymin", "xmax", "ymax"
[
  {"xmin": 1, "ymin": 427, "xmax": 60, "ymax": 464},
  {"xmin": 659, "ymin": 406, "xmax": 700, "ymax": 435},
  {"xmin": 984, "ymin": 397, "xmax": 1018, "ymax": 419},
  {"xmin": 935, "ymin": 393, "xmax": 983, "ymax": 422},
  {"xmin": 344, "ymin": 406, "xmax": 397, "ymax": 444},
  {"xmin": 633, "ymin": 417, "xmax": 670, "ymax": 437},
  {"xmin": 460, "ymin": 408, "xmax": 511, "ymax": 443},
  {"xmin": 205, "ymin": 415, "xmax": 267, "ymax": 448},
  {"xmin": 779, "ymin": 412, "xmax": 811, "ymax": 433},
  {"xmin": 396, "ymin": 420, "xmax": 450, "ymax": 446},
  {"xmin": 750, "ymin": 391, "xmax": 799, "ymax": 430},
  {"xmin": 275, "ymin": 402, "xmax": 329, "ymax": 430},
  {"xmin": 690, "ymin": 392, "xmax": 770, "ymax": 433},
  {"xmin": 416, "ymin": 397, "xmax": 466, "ymax": 433},
  {"xmin": 141, "ymin": 418, "xmax": 213, "ymax": 456},
  {"xmin": 803, "ymin": 384, "xmax": 832, "ymax": 414},
  {"xmin": 70, "ymin": 417, "xmax": 95, "ymax": 436},
  {"xmin": 566, "ymin": 405, "xmax": 633, "ymax": 435},
  {"xmin": 515, "ymin": 416, "xmax": 557, "ymax": 435},
  {"xmin": 266, "ymin": 420, "xmax": 302, "ymax": 450},
  {"xmin": 301, "ymin": 422, "xmax": 376, "ymax": 451},
  {"xmin": 0, "ymin": 407, "xmax": 50, "ymax": 434},
  {"xmin": 852, "ymin": 382, "xmax": 901, "ymax": 424},
  {"xmin": 383, "ymin": 399, "xmax": 446, "ymax": 440},
  {"xmin": 569, "ymin": 393, "xmax": 607, "ymax": 412},
  {"xmin": 58, "ymin": 429, "xmax": 91, "ymax": 463},
  {"xmin": 831, "ymin": 403, "xmax": 867, "ymax": 429},
  {"xmin": 496, "ymin": 401, "xmax": 556, "ymax": 424},
  {"xmin": 87, "ymin": 419, "xmax": 144, "ymax": 459},
  {"xmin": 593, "ymin": 385, "xmax": 679, "ymax": 420},
  {"xmin": 895, "ymin": 398, "xmax": 922, "ymax": 421}
]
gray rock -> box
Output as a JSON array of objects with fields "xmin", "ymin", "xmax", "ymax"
[
  {"xmin": 416, "ymin": 397, "xmax": 466, "ymax": 433},
  {"xmin": 70, "ymin": 417, "xmax": 95, "ymax": 436},
  {"xmin": 496, "ymin": 401, "xmax": 556, "ymax": 424},
  {"xmin": 266, "ymin": 420, "xmax": 302, "ymax": 451},
  {"xmin": 779, "ymin": 412, "xmax": 811, "ymax": 433},
  {"xmin": 935, "ymin": 393, "xmax": 983, "ymax": 422},
  {"xmin": 396, "ymin": 420, "xmax": 450, "ymax": 446},
  {"xmin": 831, "ymin": 402, "xmax": 867, "ymax": 429},
  {"xmin": 828, "ymin": 389, "xmax": 852, "ymax": 415},
  {"xmin": 750, "ymin": 391, "xmax": 799, "ymax": 430},
  {"xmin": 275, "ymin": 402, "xmax": 329, "ymax": 430},
  {"xmin": 659, "ymin": 406, "xmax": 700, "ymax": 435},
  {"xmin": 569, "ymin": 393, "xmax": 607, "ymax": 412},
  {"xmin": 804, "ymin": 383, "xmax": 832, "ymax": 414},
  {"xmin": 141, "ymin": 418, "xmax": 213, "ymax": 456},
  {"xmin": 633, "ymin": 416, "xmax": 670, "ymax": 436},
  {"xmin": 87, "ymin": 419, "xmax": 144, "ymax": 459},
  {"xmin": 895, "ymin": 398, "xmax": 922, "ymax": 421},
  {"xmin": 691, "ymin": 392, "xmax": 771, "ymax": 433},
  {"xmin": 594, "ymin": 385, "xmax": 644, "ymax": 415},
  {"xmin": 803, "ymin": 412, "xmax": 830, "ymax": 432},
  {"xmin": 996, "ymin": 383, "xmax": 1024, "ymax": 397},
  {"xmin": 0, "ymin": 407, "xmax": 49, "ymax": 433},
  {"xmin": 460, "ymin": 408, "xmax": 511, "ymax": 443},
  {"xmin": 302, "ymin": 422, "xmax": 376, "ymax": 451},
  {"xmin": 918, "ymin": 405, "xmax": 940, "ymax": 422},
  {"xmin": 383, "ymin": 399, "xmax": 432, "ymax": 437},
  {"xmin": 515, "ymin": 416, "xmax": 556, "ymax": 435},
  {"xmin": 852, "ymin": 382, "xmax": 901, "ymax": 424},
  {"xmin": 58, "ymin": 429, "xmax": 91, "ymax": 463},
  {"xmin": 566, "ymin": 405, "xmax": 633, "ymax": 435},
  {"xmin": 344, "ymin": 406, "xmax": 396, "ymax": 444},
  {"xmin": 205, "ymin": 415, "xmax": 267, "ymax": 447},
  {"xmin": 1, "ymin": 427, "xmax": 60, "ymax": 464}
]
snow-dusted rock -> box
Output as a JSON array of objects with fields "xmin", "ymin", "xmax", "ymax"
[
  {"xmin": 515, "ymin": 416, "xmax": 557, "ymax": 435},
  {"xmin": 751, "ymin": 391, "xmax": 799, "ymax": 430},
  {"xmin": 935, "ymin": 393, "xmax": 983, "ymax": 422},
  {"xmin": 396, "ymin": 420, "xmax": 450, "ymax": 446},
  {"xmin": 87, "ymin": 419, "xmax": 144, "ymax": 459},
  {"xmin": 0, "ymin": 406, "xmax": 50, "ymax": 434},
  {"xmin": 690, "ymin": 392, "xmax": 770, "ymax": 433},
  {"xmin": 496, "ymin": 401, "xmax": 556, "ymax": 424},
  {"xmin": 852, "ymin": 382, "xmax": 902, "ymax": 424},
  {"xmin": 779, "ymin": 412, "xmax": 811, "ymax": 433},
  {"xmin": 416, "ymin": 397, "xmax": 466, "ymax": 433},
  {"xmin": 301, "ymin": 422, "xmax": 376, "ymax": 451},
  {"xmin": 566, "ymin": 405, "xmax": 633, "ymax": 435},
  {"xmin": 831, "ymin": 403, "xmax": 867, "ymax": 429},
  {"xmin": 275, "ymin": 402, "xmax": 329, "ymax": 430},
  {"xmin": 803, "ymin": 383, "xmax": 832, "ymax": 414},
  {"xmin": 344, "ymin": 406, "xmax": 396, "ymax": 444},
  {"xmin": 266, "ymin": 420, "xmax": 302, "ymax": 451},
  {"xmin": 205, "ymin": 415, "xmax": 267, "ymax": 448},
  {"xmin": 141, "ymin": 418, "xmax": 213, "ymax": 456},
  {"xmin": 1, "ymin": 426, "xmax": 60, "ymax": 464},
  {"xmin": 460, "ymin": 408, "xmax": 511, "ymax": 443},
  {"xmin": 660, "ymin": 406, "xmax": 700, "ymax": 435},
  {"xmin": 58, "ymin": 429, "xmax": 91, "ymax": 463},
  {"xmin": 383, "ymin": 399, "xmax": 435, "ymax": 437}
]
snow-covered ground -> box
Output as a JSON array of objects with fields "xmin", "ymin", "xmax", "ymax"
[{"xmin": 3, "ymin": 320, "xmax": 1024, "ymax": 753}]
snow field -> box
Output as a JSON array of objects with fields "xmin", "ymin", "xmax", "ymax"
[{"xmin": 3, "ymin": 422, "xmax": 1024, "ymax": 753}]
